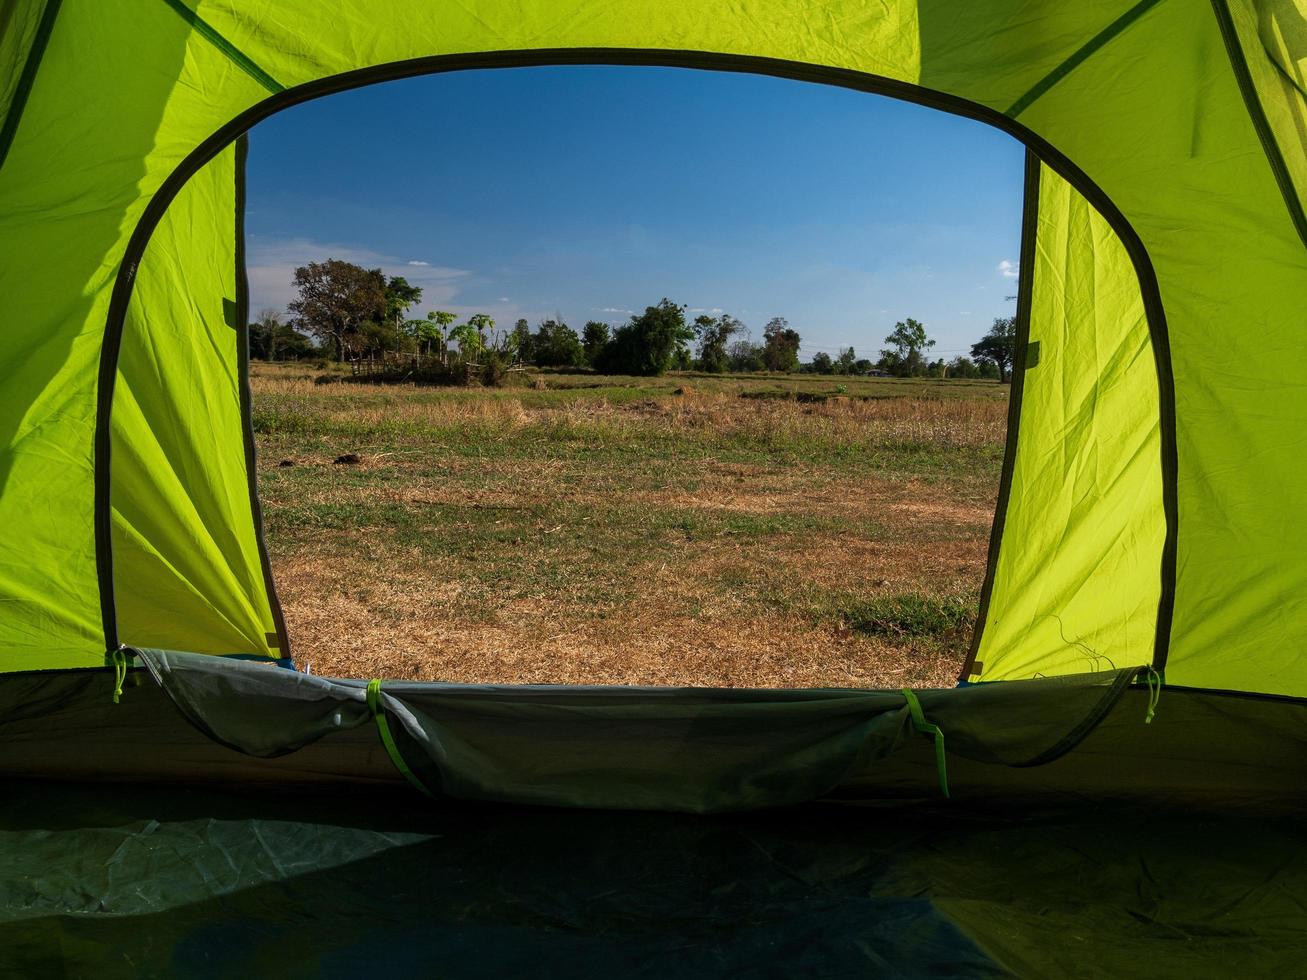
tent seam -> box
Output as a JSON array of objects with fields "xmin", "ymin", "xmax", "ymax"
[
  {"xmin": 1208, "ymin": 0, "xmax": 1307, "ymax": 251},
  {"xmin": 159, "ymin": 0, "xmax": 285, "ymax": 95},
  {"xmin": 0, "ymin": 0, "xmax": 60, "ymax": 174},
  {"xmin": 1005, "ymin": 0, "xmax": 1166, "ymax": 119}
]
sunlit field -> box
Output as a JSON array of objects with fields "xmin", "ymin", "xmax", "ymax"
[{"xmin": 253, "ymin": 362, "xmax": 1007, "ymax": 687}]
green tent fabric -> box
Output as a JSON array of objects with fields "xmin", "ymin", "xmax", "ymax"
[
  {"xmin": 3, "ymin": 4, "xmax": 1307, "ymax": 970},
  {"xmin": 0, "ymin": 0, "xmax": 1304, "ymax": 772},
  {"xmin": 2, "ymin": 0, "xmax": 1306, "ymax": 699}
]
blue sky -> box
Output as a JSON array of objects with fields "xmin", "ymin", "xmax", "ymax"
[{"xmin": 246, "ymin": 65, "xmax": 1023, "ymax": 359}]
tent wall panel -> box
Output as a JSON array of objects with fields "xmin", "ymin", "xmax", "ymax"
[
  {"xmin": 0, "ymin": 2, "xmax": 1305, "ymax": 697},
  {"xmin": 0, "ymin": 2, "xmax": 258, "ymax": 669},
  {"xmin": 988, "ymin": 0, "xmax": 1307, "ymax": 695},
  {"xmin": 110, "ymin": 140, "xmax": 280, "ymax": 659},
  {"xmin": 969, "ymin": 159, "xmax": 1164, "ymax": 684}
]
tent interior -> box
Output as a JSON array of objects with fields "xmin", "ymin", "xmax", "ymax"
[{"xmin": 2, "ymin": 1, "xmax": 1307, "ymax": 973}]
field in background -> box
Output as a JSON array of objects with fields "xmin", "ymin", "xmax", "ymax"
[{"xmin": 252, "ymin": 362, "xmax": 1008, "ymax": 687}]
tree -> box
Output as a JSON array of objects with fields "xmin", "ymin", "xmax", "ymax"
[
  {"xmin": 810, "ymin": 351, "xmax": 834, "ymax": 374},
  {"xmin": 761, "ymin": 317, "xmax": 801, "ymax": 372},
  {"xmin": 288, "ymin": 259, "xmax": 386, "ymax": 362},
  {"xmin": 694, "ymin": 313, "xmax": 742, "ymax": 373},
  {"xmin": 593, "ymin": 299, "xmax": 694, "ymax": 376},
  {"xmin": 403, "ymin": 319, "xmax": 431, "ymax": 354},
  {"xmin": 970, "ymin": 316, "xmax": 1018, "ymax": 382},
  {"xmin": 880, "ymin": 317, "xmax": 936, "ymax": 378},
  {"xmin": 466, "ymin": 313, "xmax": 496, "ymax": 350},
  {"xmin": 249, "ymin": 309, "xmax": 318, "ymax": 361},
  {"xmin": 426, "ymin": 310, "xmax": 457, "ymax": 365},
  {"xmin": 383, "ymin": 276, "xmax": 423, "ymax": 333},
  {"xmin": 448, "ymin": 320, "xmax": 484, "ymax": 360},
  {"xmin": 582, "ymin": 321, "xmax": 610, "ymax": 366},
  {"xmin": 727, "ymin": 338, "xmax": 764, "ymax": 373},
  {"xmin": 416, "ymin": 320, "xmax": 440, "ymax": 357},
  {"xmin": 533, "ymin": 318, "xmax": 585, "ymax": 367},
  {"xmin": 946, "ymin": 355, "xmax": 980, "ymax": 379},
  {"xmin": 248, "ymin": 309, "xmax": 283, "ymax": 361},
  {"xmin": 835, "ymin": 346, "xmax": 857, "ymax": 375},
  {"xmin": 510, "ymin": 318, "xmax": 533, "ymax": 365}
]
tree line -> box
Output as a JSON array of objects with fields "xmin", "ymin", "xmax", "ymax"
[{"xmin": 252, "ymin": 257, "xmax": 1016, "ymax": 382}]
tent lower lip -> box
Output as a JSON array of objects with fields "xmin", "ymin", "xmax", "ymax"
[{"xmin": 2, "ymin": 652, "xmax": 1304, "ymax": 811}]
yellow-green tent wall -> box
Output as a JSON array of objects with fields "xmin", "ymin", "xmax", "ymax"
[{"xmin": 1, "ymin": 1, "xmax": 1305, "ymax": 701}]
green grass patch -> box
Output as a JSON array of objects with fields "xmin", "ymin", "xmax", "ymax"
[{"xmin": 840, "ymin": 593, "xmax": 977, "ymax": 641}]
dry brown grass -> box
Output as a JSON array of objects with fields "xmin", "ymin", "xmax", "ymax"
[
  {"xmin": 275, "ymin": 551, "xmax": 966, "ymax": 689},
  {"xmin": 255, "ymin": 366, "xmax": 1004, "ymax": 689}
]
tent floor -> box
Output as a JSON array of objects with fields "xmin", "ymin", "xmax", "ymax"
[
  {"xmin": 4, "ymin": 659, "xmax": 1307, "ymax": 974},
  {"xmin": 2, "ymin": 779, "xmax": 1305, "ymax": 977}
]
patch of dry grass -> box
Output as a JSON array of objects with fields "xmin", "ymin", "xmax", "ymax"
[{"xmin": 253, "ymin": 364, "xmax": 1005, "ymax": 688}]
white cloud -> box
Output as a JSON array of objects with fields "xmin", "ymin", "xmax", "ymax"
[
  {"xmin": 998, "ymin": 259, "xmax": 1019, "ymax": 278},
  {"xmin": 959, "ymin": 311, "xmax": 972, "ymax": 316},
  {"xmin": 688, "ymin": 307, "xmax": 725, "ymax": 315},
  {"xmin": 245, "ymin": 237, "xmax": 470, "ymax": 313},
  {"xmin": 596, "ymin": 306, "xmax": 633, "ymax": 314},
  {"xmin": 497, "ymin": 296, "xmax": 510, "ymax": 303}
]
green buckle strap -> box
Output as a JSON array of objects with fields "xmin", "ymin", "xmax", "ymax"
[
  {"xmin": 366, "ymin": 678, "xmax": 435, "ymax": 799},
  {"xmin": 901, "ymin": 688, "xmax": 950, "ymax": 799}
]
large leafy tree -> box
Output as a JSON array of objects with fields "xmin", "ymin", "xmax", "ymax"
[
  {"xmin": 694, "ymin": 314, "xmax": 743, "ymax": 373},
  {"xmin": 533, "ymin": 318, "xmax": 585, "ymax": 367},
  {"xmin": 761, "ymin": 317, "xmax": 802, "ymax": 373},
  {"xmin": 970, "ymin": 316, "xmax": 1018, "ymax": 382},
  {"xmin": 879, "ymin": 317, "xmax": 936, "ymax": 377},
  {"xmin": 288, "ymin": 259, "xmax": 386, "ymax": 362},
  {"xmin": 593, "ymin": 299, "xmax": 694, "ymax": 376},
  {"xmin": 728, "ymin": 338, "xmax": 764, "ymax": 373},
  {"xmin": 582, "ymin": 321, "xmax": 611, "ymax": 366},
  {"xmin": 809, "ymin": 351, "xmax": 834, "ymax": 374}
]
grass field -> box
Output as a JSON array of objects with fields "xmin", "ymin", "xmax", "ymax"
[{"xmin": 252, "ymin": 363, "xmax": 1008, "ymax": 688}]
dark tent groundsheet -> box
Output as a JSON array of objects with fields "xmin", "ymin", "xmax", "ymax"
[
  {"xmin": 2, "ymin": 782, "xmax": 1306, "ymax": 977},
  {"xmin": 2, "ymin": 654, "xmax": 1306, "ymax": 976}
]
